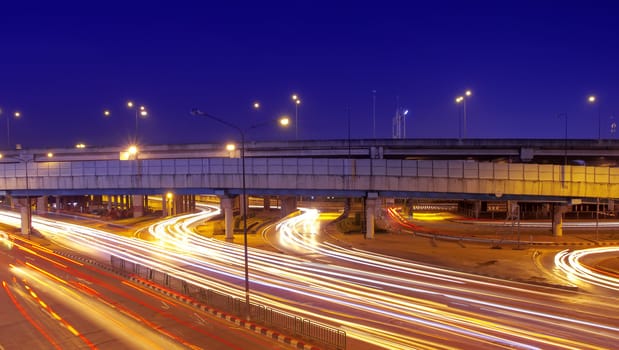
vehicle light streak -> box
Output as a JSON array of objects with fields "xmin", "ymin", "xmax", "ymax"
[
  {"xmin": 555, "ymin": 247, "xmax": 619, "ymax": 291},
  {"xmin": 2, "ymin": 207, "xmax": 618, "ymax": 349}
]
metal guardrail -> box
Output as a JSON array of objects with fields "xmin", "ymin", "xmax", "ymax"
[{"xmin": 111, "ymin": 256, "xmax": 346, "ymax": 350}]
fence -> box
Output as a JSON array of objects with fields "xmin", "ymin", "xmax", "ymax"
[{"xmin": 111, "ymin": 256, "xmax": 346, "ymax": 350}]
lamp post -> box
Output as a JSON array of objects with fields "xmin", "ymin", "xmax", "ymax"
[
  {"xmin": 191, "ymin": 108, "xmax": 289, "ymax": 319},
  {"xmin": 455, "ymin": 90, "xmax": 472, "ymax": 139},
  {"xmin": 127, "ymin": 101, "xmax": 148, "ymax": 140},
  {"xmin": 588, "ymin": 95, "xmax": 601, "ymax": 140},
  {"xmin": 372, "ymin": 90, "xmax": 376, "ymax": 138},
  {"xmin": 557, "ymin": 112, "xmax": 568, "ymax": 187},
  {"xmin": 292, "ymin": 94, "xmax": 300, "ymax": 139},
  {"xmin": 0, "ymin": 109, "xmax": 22, "ymax": 149}
]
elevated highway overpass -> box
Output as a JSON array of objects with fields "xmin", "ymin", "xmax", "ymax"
[{"xmin": 0, "ymin": 138, "xmax": 617, "ymax": 238}]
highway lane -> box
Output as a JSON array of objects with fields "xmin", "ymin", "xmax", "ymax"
[
  {"xmin": 0, "ymin": 227, "xmax": 291, "ymax": 350},
  {"xmin": 2, "ymin": 208, "xmax": 619, "ymax": 349}
]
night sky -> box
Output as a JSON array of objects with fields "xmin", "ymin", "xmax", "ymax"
[{"xmin": 1, "ymin": 1, "xmax": 618, "ymax": 149}]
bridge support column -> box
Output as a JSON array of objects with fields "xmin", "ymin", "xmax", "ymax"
[
  {"xmin": 552, "ymin": 204, "xmax": 569, "ymax": 237},
  {"xmin": 263, "ymin": 196, "xmax": 271, "ymax": 210},
  {"xmin": 36, "ymin": 196, "xmax": 47, "ymax": 214},
  {"xmin": 280, "ymin": 196, "xmax": 297, "ymax": 217},
  {"xmin": 365, "ymin": 194, "xmax": 379, "ymax": 239},
  {"xmin": 220, "ymin": 196, "xmax": 235, "ymax": 240},
  {"xmin": 162, "ymin": 194, "xmax": 169, "ymax": 217},
  {"xmin": 20, "ymin": 198, "xmax": 31, "ymax": 237},
  {"xmin": 189, "ymin": 195, "xmax": 196, "ymax": 212},
  {"xmin": 472, "ymin": 200, "xmax": 482, "ymax": 219},
  {"xmin": 132, "ymin": 195, "xmax": 144, "ymax": 218}
]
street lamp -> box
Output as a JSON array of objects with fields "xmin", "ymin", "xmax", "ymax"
[
  {"xmin": 587, "ymin": 95, "xmax": 601, "ymax": 141},
  {"xmin": 0, "ymin": 109, "xmax": 22, "ymax": 149},
  {"xmin": 127, "ymin": 101, "xmax": 148, "ymax": 139},
  {"xmin": 292, "ymin": 94, "xmax": 300, "ymax": 139},
  {"xmin": 190, "ymin": 108, "xmax": 289, "ymax": 319},
  {"xmin": 455, "ymin": 90, "xmax": 472, "ymax": 139}
]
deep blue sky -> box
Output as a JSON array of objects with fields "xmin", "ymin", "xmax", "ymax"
[{"xmin": 1, "ymin": 1, "xmax": 618, "ymax": 149}]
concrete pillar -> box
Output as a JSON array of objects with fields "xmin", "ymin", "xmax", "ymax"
[
  {"xmin": 56, "ymin": 196, "xmax": 61, "ymax": 211},
  {"xmin": 6, "ymin": 194, "xmax": 14, "ymax": 209},
  {"xmin": 143, "ymin": 195, "xmax": 149, "ymax": 214},
  {"xmin": 263, "ymin": 196, "xmax": 271, "ymax": 210},
  {"xmin": 174, "ymin": 196, "xmax": 182, "ymax": 215},
  {"xmin": 107, "ymin": 195, "xmax": 112, "ymax": 212},
  {"xmin": 220, "ymin": 196, "xmax": 235, "ymax": 240},
  {"xmin": 189, "ymin": 195, "xmax": 196, "ymax": 212},
  {"xmin": 20, "ymin": 205, "xmax": 30, "ymax": 237},
  {"xmin": 132, "ymin": 195, "xmax": 144, "ymax": 218},
  {"xmin": 365, "ymin": 195, "xmax": 378, "ymax": 239},
  {"xmin": 280, "ymin": 196, "xmax": 298, "ymax": 217},
  {"xmin": 162, "ymin": 194, "xmax": 168, "ymax": 217},
  {"xmin": 239, "ymin": 194, "xmax": 247, "ymax": 217},
  {"xmin": 472, "ymin": 200, "xmax": 482, "ymax": 219},
  {"xmin": 36, "ymin": 196, "xmax": 47, "ymax": 214},
  {"xmin": 552, "ymin": 204, "xmax": 568, "ymax": 237}
]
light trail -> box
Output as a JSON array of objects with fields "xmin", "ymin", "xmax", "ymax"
[
  {"xmin": 555, "ymin": 247, "xmax": 619, "ymax": 291},
  {"xmin": 1, "ymin": 208, "xmax": 618, "ymax": 349}
]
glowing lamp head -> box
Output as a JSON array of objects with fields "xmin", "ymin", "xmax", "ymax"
[
  {"xmin": 128, "ymin": 145, "xmax": 138, "ymax": 155},
  {"xmin": 253, "ymin": 102, "xmax": 260, "ymax": 109},
  {"xmin": 14, "ymin": 112, "xmax": 20, "ymax": 118},
  {"xmin": 225, "ymin": 143, "xmax": 236, "ymax": 152},
  {"xmin": 588, "ymin": 95, "xmax": 596, "ymax": 103},
  {"xmin": 279, "ymin": 116, "xmax": 290, "ymax": 127},
  {"xmin": 47, "ymin": 152, "xmax": 53, "ymax": 158},
  {"xmin": 465, "ymin": 90, "xmax": 472, "ymax": 97},
  {"xmin": 127, "ymin": 101, "xmax": 134, "ymax": 108}
]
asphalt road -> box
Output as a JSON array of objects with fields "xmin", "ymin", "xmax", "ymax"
[{"xmin": 0, "ymin": 228, "xmax": 293, "ymax": 350}]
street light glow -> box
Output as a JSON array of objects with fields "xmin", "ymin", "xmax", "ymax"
[
  {"xmin": 279, "ymin": 116, "xmax": 290, "ymax": 126},
  {"xmin": 292, "ymin": 94, "xmax": 298, "ymax": 101},
  {"xmin": 465, "ymin": 90, "xmax": 472, "ymax": 96},
  {"xmin": 14, "ymin": 112, "xmax": 20, "ymax": 118},
  {"xmin": 253, "ymin": 102, "xmax": 260, "ymax": 109},
  {"xmin": 75, "ymin": 143, "xmax": 86, "ymax": 149},
  {"xmin": 128, "ymin": 145, "xmax": 138, "ymax": 155},
  {"xmin": 455, "ymin": 96, "xmax": 463, "ymax": 103},
  {"xmin": 103, "ymin": 109, "xmax": 111, "ymax": 117},
  {"xmin": 47, "ymin": 152, "xmax": 53, "ymax": 158},
  {"xmin": 127, "ymin": 101, "xmax": 134, "ymax": 108},
  {"xmin": 588, "ymin": 95, "xmax": 596, "ymax": 103},
  {"xmin": 226, "ymin": 143, "xmax": 236, "ymax": 151}
]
